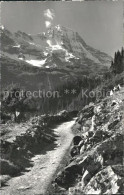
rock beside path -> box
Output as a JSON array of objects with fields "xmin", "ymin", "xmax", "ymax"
[{"xmin": 54, "ymin": 87, "xmax": 124, "ymax": 194}]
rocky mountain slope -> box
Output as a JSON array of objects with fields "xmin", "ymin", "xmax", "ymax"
[
  {"xmin": 1, "ymin": 25, "xmax": 112, "ymax": 96},
  {"xmin": 1, "ymin": 25, "xmax": 111, "ymax": 70},
  {"xmin": 53, "ymin": 86, "xmax": 124, "ymax": 194}
]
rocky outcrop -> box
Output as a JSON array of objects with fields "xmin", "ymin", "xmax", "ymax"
[
  {"xmin": 83, "ymin": 165, "xmax": 124, "ymax": 194},
  {"xmin": 54, "ymin": 87, "xmax": 124, "ymax": 194},
  {"xmin": 68, "ymin": 165, "xmax": 124, "ymax": 195}
]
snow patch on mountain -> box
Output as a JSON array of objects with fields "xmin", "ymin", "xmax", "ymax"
[
  {"xmin": 12, "ymin": 45, "xmax": 21, "ymax": 48},
  {"xmin": 26, "ymin": 59, "xmax": 46, "ymax": 67},
  {"xmin": 46, "ymin": 65, "xmax": 50, "ymax": 68},
  {"xmin": 65, "ymin": 51, "xmax": 77, "ymax": 62},
  {"xmin": 43, "ymin": 52, "xmax": 49, "ymax": 56},
  {"xmin": 46, "ymin": 38, "xmax": 79, "ymax": 63},
  {"xmin": 55, "ymin": 25, "xmax": 62, "ymax": 32},
  {"xmin": 0, "ymin": 25, "xmax": 5, "ymax": 30},
  {"xmin": 29, "ymin": 42, "xmax": 35, "ymax": 45},
  {"xmin": 46, "ymin": 40, "xmax": 64, "ymax": 51},
  {"xmin": 18, "ymin": 57, "xmax": 24, "ymax": 60}
]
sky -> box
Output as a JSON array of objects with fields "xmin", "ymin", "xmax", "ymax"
[{"xmin": 1, "ymin": 1, "xmax": 123, "ymax": 57}]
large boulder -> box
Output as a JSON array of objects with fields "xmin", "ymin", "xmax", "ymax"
[
  {"xmin": 55, "ymin": 169, "xmax": 77, "ymax": 188},
  {"xmin": 72, "ymin": 136, "xmax": 82, "ymax": 145},
  {"xmin": 55, "ymin": 161, "xmax": 81, "ymax": 188}
]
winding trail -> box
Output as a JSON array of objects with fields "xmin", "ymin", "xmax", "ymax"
[{"xmin": 1, "ymin": 119, "xmax": 76, "ymax": 195}]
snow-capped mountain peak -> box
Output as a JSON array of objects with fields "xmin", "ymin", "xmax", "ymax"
[{"xmin": 1, "ymin": 25, "xmax": 112, "ymax": 70}]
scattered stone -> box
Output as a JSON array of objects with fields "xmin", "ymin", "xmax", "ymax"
[
  {"xmin": 17, "ymin": 185, "xmax": 32, "ymax": 190},
  {"xmin": 70, "ymin": 146, "xmax": 80, "ymax": 157},
  {"xmin": 108, "ymin": 119, "xmax": 120, "ymax": 130}
]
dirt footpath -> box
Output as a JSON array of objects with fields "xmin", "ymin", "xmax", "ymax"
[{"xmin": 1, "ymin": 119, "xmax": 76, "ymax": 195}]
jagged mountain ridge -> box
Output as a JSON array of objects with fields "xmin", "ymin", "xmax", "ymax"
[
  {"xmin": 1, "ymin": 25, "xmax": 112, "ymax": 69},
  {"xmin": 1, "ymin": 24, "xmax": 112, "ymax": 94}
]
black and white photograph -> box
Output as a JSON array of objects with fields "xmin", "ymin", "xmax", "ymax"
[{"xmin": 0, "ymin": 1, "xmax": 124, "ymax": 194}]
